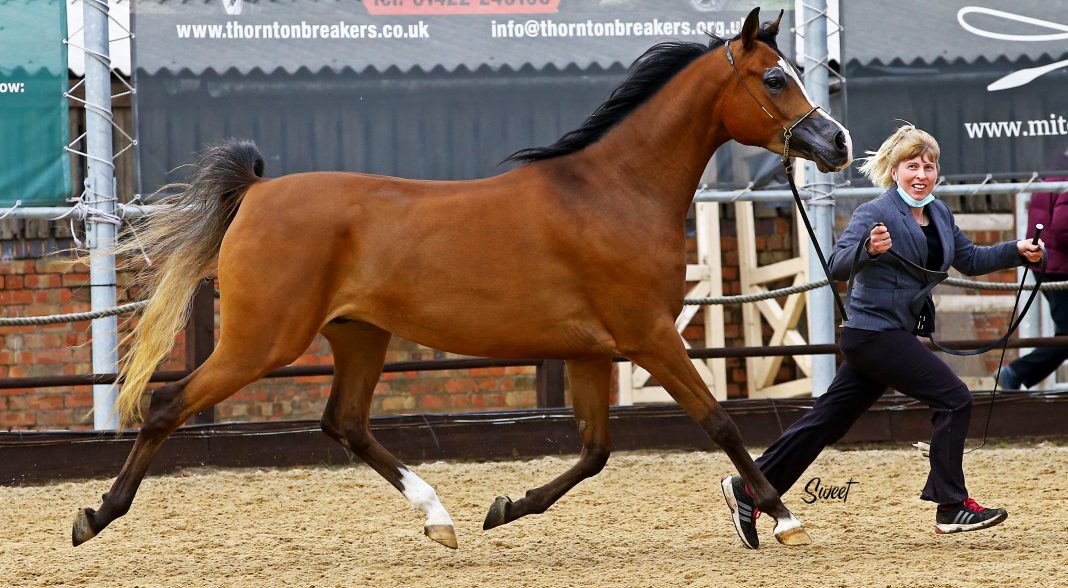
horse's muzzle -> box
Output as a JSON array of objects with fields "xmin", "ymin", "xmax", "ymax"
[{"xmin": 790, "ymin": 116, "xmax": 853, "ymax": 173}]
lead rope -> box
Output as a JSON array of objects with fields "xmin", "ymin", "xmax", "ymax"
[
  {"xmin": 784, "ymin": 159, "xmax": 848, "ymax": 321},
  {"xmin": 968, "ymin": 227, "xmax": 1045, "ymax": 452},
  {"xmin": 721, "ymin": 41, "xmax": 840, "ymax": 319},
  {"xmin": 852, "ymin": 224, "xmax": 1047, "ymax": 357}
]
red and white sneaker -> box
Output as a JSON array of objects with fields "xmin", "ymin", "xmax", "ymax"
[
  {"xmin": 721, "ymin": 475, "xmax": 760, "ymax": 549},
  {"xmin": 934, "ymin": 498, "xmax": 1007, "ymax": 534}
]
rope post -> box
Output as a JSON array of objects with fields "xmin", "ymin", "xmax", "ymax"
[
  {"xmin": 797, "ymin": 0, "xmax": 837, "ymax": 397},
  {"xmin": 536, "ymin": 360, "xmax": 566, "ymax": 408},
  {"xmin": 83, "ymin": 0, "xmax": 119, "ymax": 430},
  {"xmin": 185, "ymin": 279, "xmax": 216, "ymax": 424}
]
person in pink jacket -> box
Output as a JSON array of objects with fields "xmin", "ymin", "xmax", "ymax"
[{"xmin": 999, "ymin": 169, "xmax": 1068, "ymax": 390}]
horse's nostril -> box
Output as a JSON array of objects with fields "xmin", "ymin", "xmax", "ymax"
[{"xmin": 834, "ymin": 131, "xmax": 847, "ymax": 151}]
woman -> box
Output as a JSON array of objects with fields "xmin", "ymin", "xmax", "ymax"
[{"xmin": 720, "ymin": 124, "xmax": 1044, "ymax": 549}]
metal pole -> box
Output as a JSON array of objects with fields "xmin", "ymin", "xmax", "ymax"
[
  {"xmin": 83, "ymin": 0, "xmax": 119, "ymax": 430},
  {"xmin": 6, "ymin": 184, "xmax": 1068, "ymax": 215},
  {"xmin": 799, "ymin": 0, "xmax": 835, "ymax": 396},
  {"xmin": 692, "ymin": 181, "xmax": 1068, "ymax": 203}
]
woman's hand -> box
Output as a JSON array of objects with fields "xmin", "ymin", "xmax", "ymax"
[
  {"xmin": 1017, "ymin": 239, "xmax": 1044, "ymax": 263},
  {"xmin": 868, "ymin": 224, "xmax": 892, "ymax": 255}
]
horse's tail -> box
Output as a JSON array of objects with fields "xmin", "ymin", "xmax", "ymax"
[{"xmin": 115, "ymin": 139, "xmax": 263, "ymax": 426}]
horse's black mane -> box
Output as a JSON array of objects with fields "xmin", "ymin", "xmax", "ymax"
[{"xmin": 503, "ymin": 27, "xmax": 780, "ymax": 165}]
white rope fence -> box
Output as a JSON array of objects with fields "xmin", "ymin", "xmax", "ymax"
[{"xmin": 683, "ymin": 278, "xmax": 1068, "ymax": 306}]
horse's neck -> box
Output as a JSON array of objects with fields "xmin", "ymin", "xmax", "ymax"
[{"xmin": 581, "ymin": 56, "xmax": 730, "ymax": 222}]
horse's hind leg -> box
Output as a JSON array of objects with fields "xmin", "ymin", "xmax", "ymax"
[
  {"xmin": 71, "ymin": 350, "xmax": 284, "ymax": 546},
  {"xmin": 483, "ymin": 355, "xmax": 612, "ymax": 530},
  {"xmin": 319, "ymin": 320, "xmax": 458, "ymax": 549},
  {"xmin": 625, "ymin": 322, "xmax": 810, "ymax": 546}
]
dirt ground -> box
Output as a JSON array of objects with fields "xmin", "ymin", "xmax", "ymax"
[{"xmin": 3, "ymin": 442, "xmax": 1067, "ymax": 588}]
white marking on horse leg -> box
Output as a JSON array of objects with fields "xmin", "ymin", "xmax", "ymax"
[
  {"xmin": 773, "ymin": 512, "xmax": 812, "ymax": 545},
  {"xmin": 398, "ymin": 468, "xmax": 454, "ymax": 527}
]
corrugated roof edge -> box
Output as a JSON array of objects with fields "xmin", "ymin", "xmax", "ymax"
[
  {"xmin": 3, "ymin": 66, "xmax": 69, "ymax": 77},
  {"xmin": 847, "ymin": 52, "xmax": 1068, "ymax": 69}
]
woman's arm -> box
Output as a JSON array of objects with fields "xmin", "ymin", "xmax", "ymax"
[
  {"xmin": 949, "ymin": 213, "xmax": 1027, "ymax": 275},
  {"xmin": 828, "ymin": 200, "xmax": 882, "ymax": 281}
]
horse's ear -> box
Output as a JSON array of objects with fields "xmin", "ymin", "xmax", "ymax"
[
  {"xmin": 740, "ymin": 7, "xmax": 761, "ymax": 49},
  {"xmin": 767, "ymin": 9, "xmax": 784, "ymax": 36}
]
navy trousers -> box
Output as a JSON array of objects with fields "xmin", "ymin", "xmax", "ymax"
[
  {"xmin": 755, "ymin": 328, "xmax": 973, "ymax": 505},
  {"xmin": 1008, "ymin": 280, "xmax": 1068, "ymax": 387}
]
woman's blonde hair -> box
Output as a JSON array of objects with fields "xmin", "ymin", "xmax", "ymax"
[{"xmin": 856, "ymin": 123, "xmax": 940, "ymax": 188}]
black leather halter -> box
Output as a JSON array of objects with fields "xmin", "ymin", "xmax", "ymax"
[{"xmin": 723, "ymin": 39, "xmax": 820, "ymax": 164}]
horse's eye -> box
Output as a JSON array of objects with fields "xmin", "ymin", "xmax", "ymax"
[{"xmin": 764, "ymin": 72, "xmax": 786, "ymax": 91}]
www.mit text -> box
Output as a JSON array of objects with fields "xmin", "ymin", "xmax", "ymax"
[{"xmin": 964, "ymin": 114, "xmax": 1068, "ymax": 139}]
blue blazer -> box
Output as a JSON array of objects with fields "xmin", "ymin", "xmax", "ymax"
[{"xmin": 828, "ymin": 185, "xmax": 1023, "ymax": 332}]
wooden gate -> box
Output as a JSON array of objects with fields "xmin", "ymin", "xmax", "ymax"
[{"xmin": 617, "ymin": 201, "xmax": 813, "ymax": 404}]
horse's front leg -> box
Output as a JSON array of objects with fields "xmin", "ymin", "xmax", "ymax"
[
  {"xmin": 624, "ymin": 322, "xmax": 811, "ymax": 546},
  {"xmin": 483, "ymin": 355, "xmax": 612, "ymax": 530}
]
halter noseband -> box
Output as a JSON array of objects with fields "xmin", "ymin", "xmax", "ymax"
[{"xmin": 723, "ymin": 39, "xmax": 820, "ymax": 163}]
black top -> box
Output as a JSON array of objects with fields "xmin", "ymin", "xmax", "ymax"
[{"xmin": 922, "ymin": 215, "xmax": 943, "ymax": 271}]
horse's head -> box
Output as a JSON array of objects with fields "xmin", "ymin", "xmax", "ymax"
[{"xmin": 719, "ymin": 8, "xmax": 852, "ymax": 172}]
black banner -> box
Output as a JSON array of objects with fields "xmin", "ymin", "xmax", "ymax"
[
  {"xmin": 842, "ymin": 1, "xmax": 1068, "ymax": 180},
  {"xmin": 132, "ymin": 0, "xmax": 795, "ymax": 192},
  {"xmin": 135, "ymin": 0, "xmax": 793, "ymax": 75}
]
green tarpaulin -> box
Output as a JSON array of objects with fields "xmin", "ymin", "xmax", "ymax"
[{"xmin": 0, "ymin": 0, "xmax": 70, "ymax": 206}]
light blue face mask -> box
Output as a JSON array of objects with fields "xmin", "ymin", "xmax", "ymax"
[{"xmin": 896, "ymin": 184, "xmax": 935, "ymax": 208}]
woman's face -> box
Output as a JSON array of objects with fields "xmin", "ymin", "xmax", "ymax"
[{"xmin": 892, "ymin": 155, "xmax": 939, "ymax": 200}]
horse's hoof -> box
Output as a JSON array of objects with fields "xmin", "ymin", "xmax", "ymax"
[
  {"xmin": 773, "ymin": 514, "xmax": 812, "ymax": 546},
  {"xmin": 483, "ymin": 495, "xmax": 513, "ymax": 530},
  {"xmin": 424, "ymin": 524, "xmax": 458, "ymax": 549},
  {"xmin": 72, "ymin": 508, "xmax": 98, "ymax": 547}
]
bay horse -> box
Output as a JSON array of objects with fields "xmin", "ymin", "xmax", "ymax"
[{"xmin": 73, "ymin": 8, "xmax": 851, "ymax": 550}]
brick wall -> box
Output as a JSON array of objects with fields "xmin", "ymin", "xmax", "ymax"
[
  {"xmin": 211, "ymin": 331, "xmax": 537, "ymax": 423},
  {"xmin": 1, "ymin": 256, "xmax": 94, "ymax": 429},
  {"xmin": 0, "ymin": 245, "xmax": 537, "ymax": 430}
]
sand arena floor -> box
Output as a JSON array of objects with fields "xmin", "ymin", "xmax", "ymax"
[{"xmin": 3, "ymin": 442, "xmax": 1067, "ymax": 588}]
